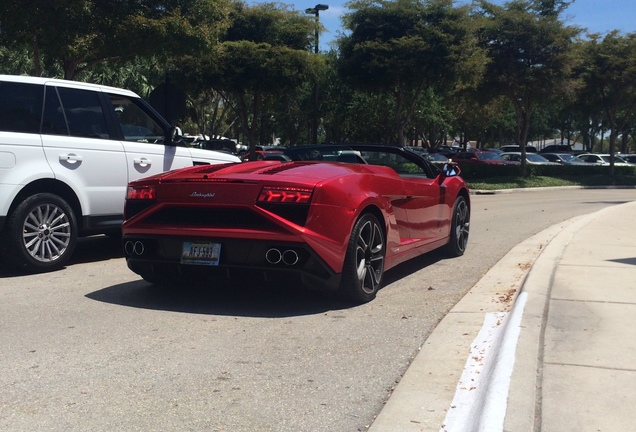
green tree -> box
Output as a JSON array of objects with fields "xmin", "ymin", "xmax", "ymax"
[
  {"xmin": 0, "ymin": 45, "xmax": 40, "ymax": 75},
  {"xmin": 0, "ymin": 0, "xmax": 231, "ymax": 79},
  {"xmin": 195, "ymin": 2, "xmax": 315, "ymax": 154},
  {"xmin": 578, "ymin": 32, "xmax": 636, "ymax": 174},
  {"xmin": 81, "ymin": 57, "xmax": 164, "ymax": 97},
  {"xmin": 338, "ymin": 0, "xmax": 481, "ymax": 146},
  {"xmin": 474, "ymin": 0, "xmax": 579, "ymax": 175},
  {"xmin": 412, "ymin": 87, "xmax": 453, "ymax": 148},
  {"xmin": 320, "ymin": 51, "xmax": 375, "ymax": 143}
]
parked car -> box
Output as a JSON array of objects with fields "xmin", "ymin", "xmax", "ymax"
[
  {"xmin": 452, "ymin": 150, "xmax": 516, "ymax": 165},
  {"xmin": 243, "ymin": 145, "xmax": 287, "ymax": 161},
  {"xmin": 541, "ymin": 153, "xmax": 596, "ymax": 165},
  {"xmin": 405, "ymin": 146, "xmax": 428, "ymax": 155},
  {"xmin": 430, "ymin": 146, "xmax": 461, "ymax": 158},
  {"xmin": 0, "ymin": 74, "xmax": 240, "ymax": 273},
  {"xmin": 538, "ymin": 144, "xmax": 573, "ymax": 154},
  {"xmin": 481, "ymin": 147, "xmax": 504, "ymax": 154},
  {"xmin": 262, "ymin": 153, "xmax": 292, "ymax": 162},
  {"xmin": 405, "ymin": 147, "xmax": 449, "ymax": 164},
  {"xmin": 424, "ymin": 152, "xmax": 450, "ymax": 164},
  {"xmin": 122, "ymin": 144, "xmax": 470, "ymax": 304},
  {"xmin": 618, "ymin": 154, "xmax": 636, "ymax": 164},
  {"xmin": 189, "ymin": 137, "xmax": 238, "ymax": 155},
  {"xmin": 500, "ymin": 152, "xmax": 560, "ymax": 165},
  {"xmin": 499, "ymin": 145, "xmax": 538, "ymax": 153},
  {"xmin": 576, "ymin": 153, "xmax": 632, "ymax": 166}
]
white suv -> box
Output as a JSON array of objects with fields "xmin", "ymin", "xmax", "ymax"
[{"xmin": 0, "ymin": 75, "xmax": 240, "ymax": 273}]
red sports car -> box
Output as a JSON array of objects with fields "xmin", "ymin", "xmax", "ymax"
[{"xmin": 122, "ymin": 144, "xmax": 470, "ymax": 303}]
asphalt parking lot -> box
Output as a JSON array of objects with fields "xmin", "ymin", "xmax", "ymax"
[{"xmin": 2, "ymin": 188, "xmax": 635, "ymax": 432}]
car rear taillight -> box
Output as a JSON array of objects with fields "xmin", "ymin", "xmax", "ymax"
[
  {"xmin": 127, "ymin": 185, "xmax": 156, "ymax": 200},
  {"xmin": 257, "ymin": 186, "xmax": 312, "ymax": 204}
]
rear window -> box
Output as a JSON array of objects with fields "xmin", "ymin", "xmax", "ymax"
[{"xmin": 0, "ymin": 81, "xmax": 44, "ymax": 134}]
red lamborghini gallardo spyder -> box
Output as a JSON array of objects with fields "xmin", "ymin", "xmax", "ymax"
[{"xmin": 122, "ymin": 144, "xmax": 470, "ymax": 303}]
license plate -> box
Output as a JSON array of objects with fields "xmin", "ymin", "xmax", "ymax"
[{"xmin": 181, "ymin": 242, "xmax": 221, "ymax": 266}]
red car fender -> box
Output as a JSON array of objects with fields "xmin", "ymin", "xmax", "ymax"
[{"xmin": 299, "ymin": 193, "xmax": 395, "ymax": 275}]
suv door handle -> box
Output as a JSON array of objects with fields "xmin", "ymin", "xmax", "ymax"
[
  {"xmin": 134, "ymin": 157, "xmax": 152, "ymax": 167},
  {"xmin": 59, "ymin": 153, "xmax": 83, "ymax": 163}
]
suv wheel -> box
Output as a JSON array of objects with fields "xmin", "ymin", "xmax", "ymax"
[{"xmin": 1, "ymin": 193, "xmax": 78, "ymax": 273}]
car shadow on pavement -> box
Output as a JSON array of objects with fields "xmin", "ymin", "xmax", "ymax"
[
  {"xmin": 68, "ymin": 234, "xmax": 123, "ymax": 265},
  {"xmin": 382, "ymin": 250, "xmax": 445, "ymax": 286},
  {"xmin": 85, "ymin": 279, "xmax": 356, "ymax": 318},
  {"xmin": 0, "ymin": 235, "xmax": 123, "ymax": 277},
  {"xmin": 85, "ymin": 245, "xmax": 448, "ymax": 318}
]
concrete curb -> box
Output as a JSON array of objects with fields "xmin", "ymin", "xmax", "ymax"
[
  {"xmin": 502, "ymin": 203, "xmax": 634, "ymax": 431},
  {"xmin": 368, "ymin": 212, "xmax": 574, "ymax": 431},
  {"xmin": 470, "ymin": 185, "xmax": 636, "ymax": 195}
]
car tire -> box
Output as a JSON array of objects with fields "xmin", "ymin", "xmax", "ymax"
[
  {"xmin": 339, "ymin": 213, "xmax": 385, "ymax": 304},
  {"xmin": 444, "ymin": 195, "xmax": 470, "ymax": 257},
  {"xmin": 0, "ymin": 193, "xmax": 78, "ymax": 273}
]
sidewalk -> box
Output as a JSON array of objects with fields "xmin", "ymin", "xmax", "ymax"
[{"xmin": 369, "ymin": 200, "xmax": 636, "ymax": 432}]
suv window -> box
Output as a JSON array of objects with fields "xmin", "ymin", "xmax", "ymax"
[
  {"xmin": 42, "ymin": 86, "xmax": 69, "ymax": 135},
  {"xmin": 109, "ymin": 94, "xmax": 166, "ymax": 143},
  {"xmin": 0, "ymin": 82, "xmax": 44, "ymax": 134},
  {"xmin": 55, "ymin": 87, "xmax": 111, "ymax": 139}
]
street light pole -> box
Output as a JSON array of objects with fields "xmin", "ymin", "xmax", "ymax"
[{"xmin": 305, "ymin": 4, "xmax": 328, "ymax": 145}]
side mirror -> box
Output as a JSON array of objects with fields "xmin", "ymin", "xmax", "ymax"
[
  {"xmin": 442, "ymin": 163, "xmax": 460, "ymax": 178},
  {"xmin": 169, "ymin": 126, "xmax": 184, "ymax": 146}
]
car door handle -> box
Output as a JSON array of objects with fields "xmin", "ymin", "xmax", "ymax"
[
  {"xmin": 59, "ymin": 153, "xmax": 83, "ymax": 163},
  {"xmin": 134, "ymin": 157, "xmax": 152, "ymax": 167}
]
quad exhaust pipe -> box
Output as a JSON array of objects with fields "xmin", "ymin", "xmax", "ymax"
[
  {"xmin": 265, "ymin": 248, "xmax": 299, "ymax": 266},
  {"xmin": 124, "ymin": 240, "xmax": 145, "ymax": 256}
]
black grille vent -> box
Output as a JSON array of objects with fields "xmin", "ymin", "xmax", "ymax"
[
  {"xmin": 142, "ymin": 207, "xmax": 276, "ymax": 229},
  {"xmin": 256, "ymin": 203, "xmax": 310, "ymax": 226},
  {"xmin": 125, "ymin": 201, "xmax": 154, "ymax": 220}
]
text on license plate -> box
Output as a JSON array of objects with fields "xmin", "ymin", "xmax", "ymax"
[{"xmin": 181, "ymin": 242, "xmax": 221, "ymax": 266}]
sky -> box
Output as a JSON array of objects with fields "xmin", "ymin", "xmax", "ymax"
[{"xmin": 292, "ymin": 0, "xmax": 636, "ymax": 49}]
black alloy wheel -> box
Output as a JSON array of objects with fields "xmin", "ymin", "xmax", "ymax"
[
  {"xmin": 339, "ymin": 213, "xmax": 385, "ymax": 303},
  {"xmin": 445, "ymin": 196, "xmax": 470, "ymax": 257}
]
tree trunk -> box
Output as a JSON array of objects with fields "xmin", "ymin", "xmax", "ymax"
[
  {"xmin": 236, "ymin": 91, "xmax": 261, "ymax": 161},
  {"xmin": 31, "ymin": 36, "xmax": 42, "ymax": 77},
  {"xmin": 513, "ymin": 98, "xmax": 532, "ymax": 178},
  {"xmin": 608, "ymin": 129, "xmax": 619, "ymax": 178}
]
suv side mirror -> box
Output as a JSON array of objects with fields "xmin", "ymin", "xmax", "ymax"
[{"xmin": 169, "ymin": 126, "xmax": 184, "ymax": 146}]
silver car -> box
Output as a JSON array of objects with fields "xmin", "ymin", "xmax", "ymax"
[
  {"xmin": 576, "ymin": 153, "xmax": 631, "ymax": 166},
  {"xmin": 541, "ymin": 153, "xmax": 596, "ymax": 165},
  {"xmin": 500, "ymin": 152, "xmax": 560, "ymax": 165}
]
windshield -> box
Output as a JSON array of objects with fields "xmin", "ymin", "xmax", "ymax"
[
  {"xmin": 479, "ymin": 152, "xmax": 504, "ymax": 160},
  {"xmin": 527, "ymin": 154, "xmax": 548, "ymax": 162},
  {"xmin": 427, "ymin": 153, "xmax": 448, "ymax": 161},
  {"xmin": 282, "ymin": 145, "xmax": 437, "ymax": 178}
]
